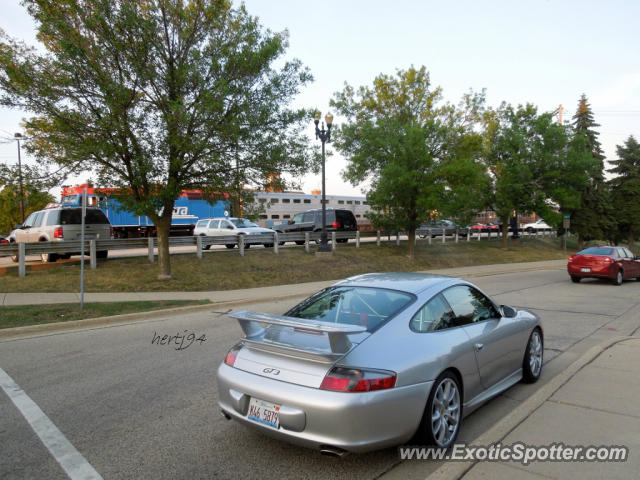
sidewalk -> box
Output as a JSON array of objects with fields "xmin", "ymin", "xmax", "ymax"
[
  {"xmin": 0, "ymin": 259, "xmax": 567, "ymax": 306},
  {"xmin": 431, "ymin": 336, "xmax": 640, "ymax": 480}
]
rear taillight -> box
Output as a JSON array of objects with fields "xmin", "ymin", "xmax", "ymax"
[
  {"xmin": 320, "ymin": 367, "xmax": 396, "ymax": 392},
  {"xmin": 224, "ymin": 344, "xmax": 242, "ymax": 367},
  {"xmin": 53, "ymin": 227, "xmax": 64, "ymax": 239},
  {"xmin": 603, "ymin": 257, "xmax": 613, "ymax": 263},
  {"xmin": 568, "ymin": 255, "xmax": 575, "ymax": 262},
  {"xmin": 110, "ymin": 227, "xmax": 114, "ymax": 238},
  {"xmin": 331, "ymin": 221, "xmax": 341, "ymax": 228}
]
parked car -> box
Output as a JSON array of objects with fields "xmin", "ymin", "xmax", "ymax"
[
  {"xmin": 522, "ymin": 219, "xmax": 551, "ymax": 233},
  {"xmin": 468, "ymin": 223, "xmax": 486, "ymax": 233},
  {"xmin": 275, "ymin": 208, "xmax": 358, "ymax": 245},
  {"xmin": 11, "ymin": 206, "xmax": 113, "ymax": 263},
  {"xmin": 417, "ymin": 219, "xmax": 466, "ymax": 238},
  {"xmin": 218, "ymin": 272, "xmax": 543, "ymax": 453},
  {"xmin": 0, "ymin": 236, "xmax": 8, "ymax": 244},
  {"xmin": 193, "ymin": 217, "xmax": 275, "ymax": 249},
  {"xmin": 567, "ymin": 246, "xmax": 640, "ymax": 285}
]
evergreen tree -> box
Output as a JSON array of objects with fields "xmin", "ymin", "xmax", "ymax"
[
  {"xmin": 568, "ymin": 94, "xmax": 613, "ymax": 248},
  {"xmin": 609, "ymin": 136, "xmax": 640, "ymax": 251}
]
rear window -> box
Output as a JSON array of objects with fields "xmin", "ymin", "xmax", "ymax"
[
  {"xmin": 285, "ymin": 286, "xmax": 414, "ymax": 332},
  {"xmin": 578, "ymin": 247, "xmax": 614, "ymax": 256},
  {"xmin": 60, "ymin": 209, "xmax": 110, "ymax": 225}
]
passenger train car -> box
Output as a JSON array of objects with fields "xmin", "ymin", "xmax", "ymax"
[{"xmin": 251, "ymin": 191, "xmax": 373, "ymax": 231}]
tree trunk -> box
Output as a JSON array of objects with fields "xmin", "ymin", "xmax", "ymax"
[
  {"xmin": 578, "ymin": 234, "xmax": 584, "ymax": 251},
  {"xmin": 154, "ymin": 214, "xmax": 173, "ymax": 280},
  {"xmin": 501, "ymin": 216, "xmax": 509, "ymax": 248},
  {"xmin": 407, "ymin": 229, "xmax": 415, "ymax": 259}
]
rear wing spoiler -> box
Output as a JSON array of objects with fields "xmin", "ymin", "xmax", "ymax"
[{"xmin": 229, "ymin": 310, "xmax": 367, "ymax": 360}]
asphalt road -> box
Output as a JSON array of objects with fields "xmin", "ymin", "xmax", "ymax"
[{"xmin": 2, "ymin": 267, "xmax": 638, "ymax": 480}]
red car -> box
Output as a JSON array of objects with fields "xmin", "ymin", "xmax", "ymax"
[{"xmin": 567, "ymin": 246, "xmax": 640, "ymax": 285}]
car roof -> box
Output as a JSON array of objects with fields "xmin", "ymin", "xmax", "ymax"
[{"xmin": 334, "ymin": 272, "xmax": 459, "ymax": 295}]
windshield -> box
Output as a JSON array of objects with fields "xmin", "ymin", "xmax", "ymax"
[
  {"xmin": 230, "ymin": 218, "xmax": 258, "ymax": 228},
  {"xmin": 285, "ymin": 286, "xmax": 414, "ymax": 332}
]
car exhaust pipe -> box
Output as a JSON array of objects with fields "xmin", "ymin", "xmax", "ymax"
[
  {"xmin": 220, "ymin": 410, "xmax": 231, "ymax": 420},
  {"xmin": 319, "ymin": 445, "xmax": 348, "ymax": 458}
]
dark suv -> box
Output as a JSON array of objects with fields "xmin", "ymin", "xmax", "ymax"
[{"xmin": 276, "ymin": 208, "xmax": 358, "ymax": 244}]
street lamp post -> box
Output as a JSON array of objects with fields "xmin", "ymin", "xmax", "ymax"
[
  {"xmin": 14, "ymin": 133, "xmax": 25, "ymax": 223},
  {"xmin": 314, "ymin": 111, "xmax": 333, "ymax": 252}
]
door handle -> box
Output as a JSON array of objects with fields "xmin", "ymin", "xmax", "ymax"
[{"xmin": 474, "ymin": 343, "xmax": 484, "ymax": 351}]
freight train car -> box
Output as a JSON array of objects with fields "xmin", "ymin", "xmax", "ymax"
[{"xmin": 61, "ymin": 185, "xmax": 229, "ymax": 238}]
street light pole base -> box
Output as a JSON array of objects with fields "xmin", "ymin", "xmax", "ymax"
[{"xmin": 315, "ymin": 243, "xmax": 333, "ymax": 255}]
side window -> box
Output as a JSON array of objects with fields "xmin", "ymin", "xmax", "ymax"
[
  {"xmin": 32, "ymin": 211, "xmax": 45, "ymax": 227},
  {"xmin": 196, "ymin": 220, "xmax": 208, "ymax": 228},
  {"xmin": 23, "ymin": 212, "xmax": 36, "ymax": 227},
  {"xmin": 46, "ymin": 211, "xmax": 60, "ymax": 226},
  {"xmin": 624, "ymin": 248, "xmax": 635, "ymax": 259},
  {"xmin": 411, "ymin": 294, "xmax": 455, "ymax": 332},
  {"xmin": 209, "ymin": 220, "xmax": 220, "ymax": 229},
  {"xmin": 221, "ymin": 221, "xmax": 234, "ymax": 229},
  {"xmin": 441, "ymin": 285, "xmax": 498, "ymax": 327},
  {"xmin": 292, "ymin": 213, "xmax": 303, "ymax": 224},
  {"xmin": 302, "ymin": 212, "xmax": 314, "ymax": 222}
]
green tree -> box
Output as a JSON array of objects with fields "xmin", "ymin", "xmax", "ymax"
[
  {"xmin": 609, "ymin": 136, "xmax": 640, "ymax": 251},
  {"xmin": 0, "ymin": 184, "xmax": 54, "ymax": 233},
  {"xmin": 483, "ymin": 103, "xmax": 584, "ymax": 247},
  {"xmin": 0, "ymin": 161, "xmax": 59, "ymax": 231},
  {"xmin": 331, "ymin": 66, "xmax": 489, "ymax": 258},
  {"xmin": 568, "ymin": 95, "xmax": 613, "ymax": 248},
  {"xmin": 0, "ymin": 0, "xmax": 315, "ymax": 278}
]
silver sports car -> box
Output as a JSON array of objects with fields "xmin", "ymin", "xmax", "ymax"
[{"xmin": 217, "ymin": 273, "xmax": 543, "ymax": 455}]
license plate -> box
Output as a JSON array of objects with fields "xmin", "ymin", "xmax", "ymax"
[
  {"xmin": 247, "ymin": 397, "xmax": 280, "ymax": 429},
  {"xmin": 581, "ymin": 268, "xmax": 591, "ymax": 273}
]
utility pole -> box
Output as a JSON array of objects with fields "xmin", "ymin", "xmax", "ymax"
[
  {"xmin": 552, "ymin": 104, "xmax": 563, "ymax": 125},
  {"xmin": 14, "ymin": 133, "xmax": 26, "ymax": 223}
]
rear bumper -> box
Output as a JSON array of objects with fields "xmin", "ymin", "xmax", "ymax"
[
  {"xmin": 567, "ymin": 263, "xmax": 614, "ymax": 279},
  {"xmin": 217, "ymin": 363, "xmax": 432, "ymax": 453}
]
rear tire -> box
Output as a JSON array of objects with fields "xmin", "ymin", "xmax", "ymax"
[
  {"xmin": 225, "ymin": 244, "xmax": 235, "ymax": 249},
  {"xmin": 570, "ymin": 275, "xmax": 581, "ymax": 283},
  {"xmin": 415, "ymin": 371, "xmax": 462, "ymax": 448},
  {"xmin": 614, "ymin": 269, "xmax": 623, "ymax": 286},
  {"xmin": 97, "ymin": 250, "xmax": 108, "ymax": 259},
  {"xmin": 41, "ymin": 253, "xmax": 58, "ymax": 263}
]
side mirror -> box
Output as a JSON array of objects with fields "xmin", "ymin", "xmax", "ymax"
[
  {"xmin": 288, "ymin": 220, "xmax": 294, "ymax": 224},
  {"xmin": 500, "ymin": 305, "xmax": 518, "ymax": 318}
]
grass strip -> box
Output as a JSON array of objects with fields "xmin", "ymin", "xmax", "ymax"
[
  {"xmin": 0, "ymin": 237, "xmax": 571, "ymax": 293},
  {"xmin": 0, "ymin": 300, "xmax": 210, "ymax": 329}
]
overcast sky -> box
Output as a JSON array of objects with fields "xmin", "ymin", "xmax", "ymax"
[{"xmin": 1, "ymin": 0, "xmax": 639, "ymax": 199}]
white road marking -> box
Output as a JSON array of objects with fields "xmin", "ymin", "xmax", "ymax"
[{"xmin": 0, "ymin": 367, "xmax": 103, "ymax": 480}]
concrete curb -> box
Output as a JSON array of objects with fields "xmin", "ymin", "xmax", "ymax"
[
  {"xmin": 0, "ymin": 291, "xmax": 312, "ymax": 341},
  {"xmin": 428, "ymin": 335, "xmax": 631, "ymax": 480}
]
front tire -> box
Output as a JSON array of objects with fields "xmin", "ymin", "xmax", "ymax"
[
  {"xmin": 225, "ymin": 244, "xmax": 235, "ymax": 249},
  {"xmin": 97, "ymin": 250, "xmax": 108, "ymax": 259},
  {"xmin": 416, "ymin": 371, "xmax": 462, "ymax": 447},
  {"xmin": 522, "ymin": 329, "xmax": 543, "ymax": 383}
]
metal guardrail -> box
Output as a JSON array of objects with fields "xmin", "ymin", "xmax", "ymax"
[{"xmin": 0, "ymin": 228, "xmax": 556, "ymax": 278}]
